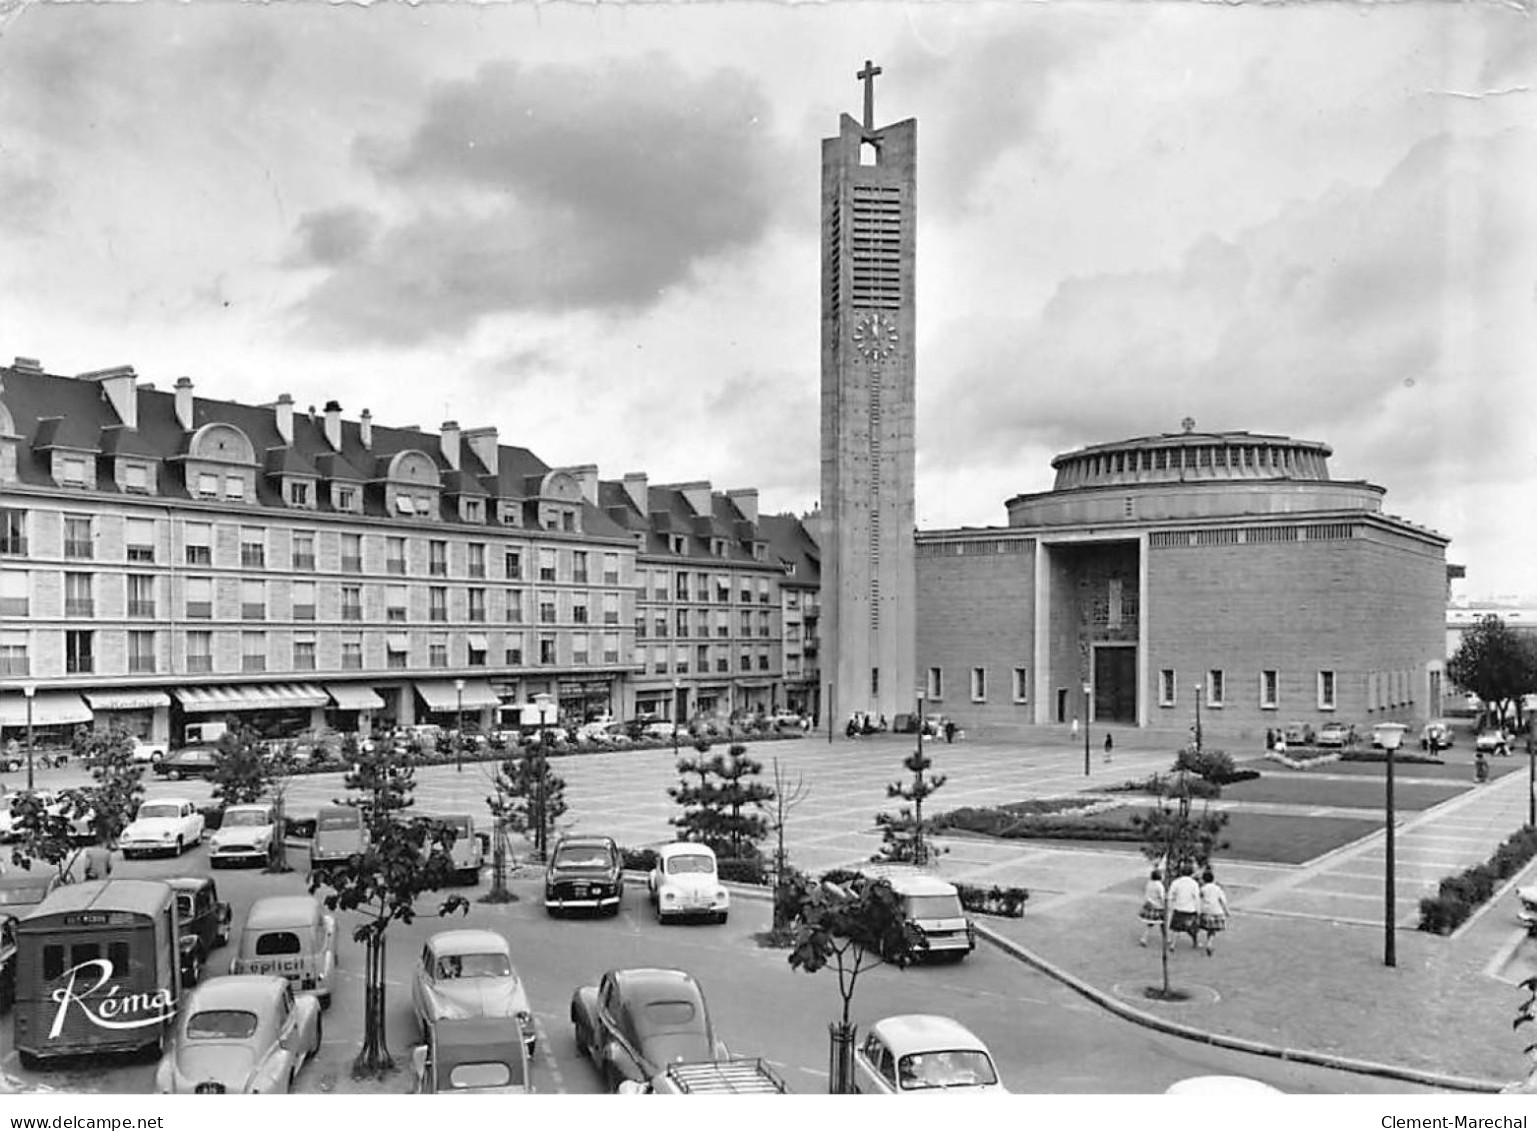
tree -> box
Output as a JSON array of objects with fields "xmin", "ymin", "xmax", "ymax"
[
  {"xmin": 7, "ymin": 789, "xmax": 93, "ymax": 883},
  {"xmin": 308, "ymin": 745, "xmax": 469, "ymax": 1077},
  {"xmin": 767, "ymin": 758, "xmax": 811, "ymax": 931},
  {"xmin": 70, "ymin": 723, "xmax": 145, "ymax": 850},
  {"xmin": 1448, "ymin": 615, "xmax": 1537, "ymax": 730},
  {"xmin": 707, "ymin": 746, "xmax": 774, "ymax": 861},
  {"xmin": 1510, "ymin": 974, "xmax": 1537, "ymax": 1092},
  {"xmin": 488, "ymin": 744, "xmax": 568, "ymax": 863},
  {"xmin": 210, "ymin": 727, "xmax": 271, "ymax": 806},
  {"xmin": 784, "ymin": 872, "xmax": 926, "ymax": 1093},
  {"xmin": 873, "ymin": 736, "xmax": 948, "ymax": 865},
  {"xmin": 666, "ymin": 739, "xmax": 719, "ymax": 844},
  {"xmin": 1129, "ymin": 770, "xmax": 1230, "ymax": 1000}
]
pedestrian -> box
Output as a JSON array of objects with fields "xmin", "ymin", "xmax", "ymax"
[
  {"xmin": 944, "ymin": 719, "xmax": 957, "ymax": 745},
  {"xmin": 1166, "ymin": 864, "xmax": 1202, "ymax": 951},
  {"xmin": 1264, "ymin": 727, "xmax": 1275, "ymax": 751},
  {"xmin": 1138, "ymin": 868, "xmax": 1165, "ymax": 947},
  {"xmin": 1103, "ymin": 732, "xmax": 1113, "ymax": 764},
  {"xmin": 1071, "ymin": 717, "xmax": 1080, "ymax": 739},
  {"xmin": 1198, "ymin": 868, "xmax": 1229, "ymax": 956}
]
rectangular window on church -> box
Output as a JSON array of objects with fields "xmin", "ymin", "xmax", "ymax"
[
  {"xmin": 926, "ymin": 667, "xmax": 943, "ymax": 700},
  {"xmin": 871, "ymin": 667, "xmax": 879, "ymax": 698},
  {"xmin": 1206, "ymin": 670, "xmax": 1224, "ymax": 708},
  {"xmin": 1317, "ymin": 670, "xmax": 1336, "ymax": 710},
  {"xmin": 970, "ymin": 668, "xmax": 987, "ymax": 703},
  {"xmin": 1012, "ymin": 668, "xmax": 1028, "ymax": 703},
  {"xmin": 1260, "ymin": 670, "xmax": 1279, "ymax": 710},
  {"xmin": 1159, "ymin": 669, "xmax": 1176, "ymax": 707}
]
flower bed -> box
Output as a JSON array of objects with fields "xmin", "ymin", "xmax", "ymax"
[
  {"xmin": 1340, "ymin": 749, "xmax": 1444, "ymax": 766},
  {"xmin": 1417, "ymin": 825, "xmax": 1537, "ymax": 934},
  {"xmin": 1264, "ymin": 748, "xmax": 1341, "ymax": 769}
]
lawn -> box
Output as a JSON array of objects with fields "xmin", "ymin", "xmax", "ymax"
[
  {"xmin": 1217, "ymin": 773, "xmax": 1467, "ymax": 810},
  {"xmin": 992, "ymin": 808, "xmax": 1382, "ymax": 865},
  {"xmin": 1237, "ymin": 757, "xmax": 1520, "ymax": 784}
]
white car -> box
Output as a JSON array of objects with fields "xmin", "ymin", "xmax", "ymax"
[
  {"xmin": 648, "ymin": 842, "xmax": 729, "ymax": 925},
  {"xmin": 128, "ymin": 738, "xmax": 168, "ymax": 764},
  {"xmin": 154, "ymin": 975, "xmax": 322, "ymax": 1094},
  {"xmin": 121, "ymin": 797, "xmax": 205, "ymax": 858},
  {"xmin": 853, "ymin": 1015, "xmax": 1008, "ymax": 1094},
  {"xmin": 411, "ymin": 929, "xmax": 535, "ymax": 1055},
  {"xmin": 208, "ymin": 803, "xmax": 278, "ymax": 868}
]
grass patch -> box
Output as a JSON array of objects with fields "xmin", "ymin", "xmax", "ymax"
[{"xmin": 1217, "ymin": 775, "xmax": 1468, "ymax": 810}]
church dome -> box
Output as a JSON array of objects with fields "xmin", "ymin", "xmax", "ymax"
[{"xmin": 1048, "ymin": 426, "xmax": 1332, "ymax": 490}]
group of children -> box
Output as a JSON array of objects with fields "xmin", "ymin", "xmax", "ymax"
[{"xmin": 1138, "ymin": 864, "xmax": 1229, "ymax": 956}]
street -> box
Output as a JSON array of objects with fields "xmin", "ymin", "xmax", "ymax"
[{"xmin": 0, "ymin": 821, "xmax": 1435, "ymax": 1094}]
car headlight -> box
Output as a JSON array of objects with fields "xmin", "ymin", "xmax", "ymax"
[
  {"xmin": 715, "ymin": 890, "xmax": 728, "ymax": 903},
  {"xmin": 662, "ymin": 891, "xmax": 677, "ymax": 902}
]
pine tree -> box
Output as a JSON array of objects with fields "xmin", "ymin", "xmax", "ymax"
[{"xmin": 873, "ymin": 738, "xmax": 948, "ymax": 865}]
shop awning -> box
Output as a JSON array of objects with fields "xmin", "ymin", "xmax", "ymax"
[
  {"xmin": 84, "ymin": 689, "xmax": 172, "ymax": 711},
  {"xmin": 386, "ymin": 634, "xmax": 411, "ymax": 652},
  {"xmin": 466, "ymin": 634, "xmax": 489, "ymax": 652},
  {"xmin": 414, "ymin": 679, "xmax": 500, "ymax": 711},
  {"xmin": 0, "ymin": 691, "xmax": 92, "ymax": 728},
  {"xmin": 174, "ymin": 683, "xmax": 330, "ymax": 714},
  {"xmin": 325, "ymin": 684, "xmax": 385, "ymax": 711}
]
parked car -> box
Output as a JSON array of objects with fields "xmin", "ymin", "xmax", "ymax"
[
  {"xmin": 641, "ymin": 720, "xmax": 679, "ymax": 740},
  {"xmin": 648, "ymin": 842, "xmax": 729, "ymax": 925},
  {"xmin": 545, "ymin": 835, "xmax": 624, "ymax": 917},
  {"xmin": 1477, "ymin": 728, "xmax": 1511, "ymax": 755},
  {"xmin": 411, "ymin": 1017, "xmax": 533, "ymax": 1095},
  {"xmin": 411, "ymin": 929, "xmax": 535, "ymax": 1055},
  {"xmin": 167, "ymin": 876, "xmax": 232, "ymax": 984},
  {"xmin": 1165, "ymin": 1076, "xmax": 1282, "ymax": 1094},
  {"xmin": 153, "ymin": 746, "xmax": 221, "ymax": 781},
  {"xmin": 570, "ymin": 967, "xmax": 724, "ymax": 1092},
  {"xmin": 309, "ymin": 805, "xmax": 367, "ymax": 870},
  {"xmin": 434, "ymin": 813, "xmax": 484, "ymax": 885},
  {"xmin": 120, "ymin": 798, "xmax": 205, "ymax": 858},
  {"xmin": 208, "ymin": 803, "xmax": 278, "ymax": 868},
  {"xmin": 1282, "ymin": 721, "xmax": 1314, "ymax": 746},
  {"xmin": 1314, "ymin": 722, "xmax": 1351, "ymax": 748},
  {"xmin": 0, "ymin": 870, "xmax": 61, "ymax": 923},
  {"xmin": 852, "ymin": 1015, "xmax": 1008, "ymax": 1094},
  {"xmin": 1371, "ymin": 722, "xmax": 1410, "ymax": 751},
  {"xmin": 128, "ymin": 738, "xmax": 168, "ymax": 764},
  {"xmin": 153, "ymin": 975, "xmax": 322, "ymax": 1094},
  {"xmin": 1421, "ymin": 720, "xmax": 1455, "ymax": 751},
  {"xmin": 1517, "ymin": 885, "xmax": 1537, "ymax": 935},
  {"xmin": 0, "ymin": 790, "xmax": 62, "ymax": 844},
  {"xmin": 230, "ymin": 895, "xmax": 338, "ymax": 1007}
]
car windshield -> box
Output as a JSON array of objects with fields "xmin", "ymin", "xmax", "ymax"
[
  {"xmin": 186, "ymin": 1010, "xmax": 259, "ymax": 1040},
  {"xmin": 316, "ymin": 811, "xmax": 358, "ymax": 830},
  {"xmin": 666, "ymin": 854, "xmax": 715, "ymax": 875},
  {"xmin": 639, "ymin": 999, "xmax": 698, "ymax": 1030},
  {"xmin": 897, "ymin": 1050, "xmax": 998, "ymax": 1090},
  {"xmin": 138, "ymin": 803, "xmax": 180, "ymax": 820},
  {"xmin": 554, "ymin": 846, "xmax": 611, "ymax": 868},
  {"xmin": 224, "ymin": 811, "xmax": 270, "ymax": 827},
  {"xmin": 436, "ymin": 952, "xmax": 511, "ymax": 979},
  {"xmin": 447, "ymin": 1061, "xmax": 517, "ymax": 1089},
  {"xmin": 176, "ymin": 894, "xmax": 195, "ymax": 919},
  {"xmin": 906, "ymin": 894, "xmax": 963, "ymax": 918},
  {"xmin": 0, "ymin": 880, "xmax": 51, "ymax": 904},
  {"xmin": 254, "ymin": 931, "xmax": 302, "ymax": 956}
]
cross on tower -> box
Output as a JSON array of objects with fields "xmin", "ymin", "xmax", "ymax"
[{"xmin": 857, "ymin": 59, "xmax": 883, "ymax": 130}]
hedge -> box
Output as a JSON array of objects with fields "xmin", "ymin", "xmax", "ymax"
[
  {"xmin": 1417, "ymin": 825, "xmax": 1537, "ymax": 934},
  {"xmin": 1341, "ymin": 750, "xmax": 1445, "ymax": 765}
]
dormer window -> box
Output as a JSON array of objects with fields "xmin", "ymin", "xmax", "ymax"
[
  {"xmin": 224, "ymin": 475, "xmax": 245, "ymax": 500},
  {"xmin": 196, "ymin": 472, "xmax": 220, "ymax": 499},
  {"xmin": 462, "ymin": 498, "xmax": 484, "ymax": 523},
  {"xmin": 59, "ymin": 456, "xmax": 88, "ymax": 487},
  {"xmin": 752, "ymin": 542, "xmax": 766, "ymax": 561},
  {"xmin": 123, "ymin": 463, "xmax": 151, "ymax": 494},
  {"xmin": 334, "ymin": 485, "xmax": 360, "ymax": 513},
  {"xmin": 287, "ymin": 480, "xmax": 313, "ymax": 508},
  {"xmin": 395, "ymin": 494, "xmax": 413, "ymax": 515},
  {"xmin": 669, "ymin": 535, "xmax": 686, "ymax": 555},
  {"xmin": 711, "ymin": 538, "xmax": 729, "ymax": 558},
  {"xmin": 498, "ymin": 501, "xmax": 522, "ymax": 527}
]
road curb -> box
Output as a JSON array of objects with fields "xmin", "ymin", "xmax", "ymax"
[{"xmin": 974, "ymin": 922, "xmax": 1507, "ymax": 1093}]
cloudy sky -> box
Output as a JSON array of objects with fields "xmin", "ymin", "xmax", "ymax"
[{"xmin": 2, "ymin": 1, "xmax": 1533, "ymax": 600}]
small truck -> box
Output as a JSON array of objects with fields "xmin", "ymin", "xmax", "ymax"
[{"xmin": 621, "ymin": 1058, "xmax": 788, "ymax": 1095}]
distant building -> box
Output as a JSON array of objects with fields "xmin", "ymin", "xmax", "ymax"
[
  {"xmin": 0, "ymin": 359, "xmax": 820, "ymax": 746},
  {"xmin": 915, "ymin": 427, "xmax": 1449, "ymax": 739}
]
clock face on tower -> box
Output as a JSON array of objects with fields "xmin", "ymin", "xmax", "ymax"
[{"xmin": 851, "ymin": 311, "xmax": 899, "ymax": 364}]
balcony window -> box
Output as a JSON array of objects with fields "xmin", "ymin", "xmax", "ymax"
[
  {"xmin": 603, "ymin": 554, "xmax": 620, "ymax": 585},
  {"xmin": 539, "ymin": 637, "xmax": 557, "ymax": 666},
  {"xmin": 185, "ymin": 524, "xmax": 212, "ymax": 566},
  {"xmin": 467, "ymin": 588, "xmax": 486, "ymax": 623},
  {"xmin": 540, "ymin": 601, "xmax": 557, "ymax": 625},
  {"xmin": 573, "ymin": 552, "xmax": 589, "ymax": 585},
  {"xmin": 0, "ymin": 509, "xmax": 27, "ymax": 557},
  {"xmin": 126, "ymin": 518, "xmax": 155, "ymax": 563},
  {"xmin": 468, "ymin": 544, "xmax": 486, "ymax": 579},
  {"xmin": 538, "ymin": 549, "xmax": 557, "ymax": 583},
  {"xmin": 241, "ymin": 545, "xmax": 265, "ymax": 569},
  {"xmin": 505, "ymin": 590, "xmax": 524, "ymax": 624},
  {"xmin": 342, "ymin": 534, "xmax": 362, "ymax": 573},
  {"xmin": 128, "ymin": 632, "xmax": 156, "ymax": 674},
  {"xmin": 505, "ymin": 549, "xmax": 523, "ymax": 579},
  {"xmin": 429, "ymin": 588, "xmax": 448, "ymax": 623},
  {"xmin": 66, "ymin": 630, "xmax": 94, "ymax": 674},
  {"xmin": 0, "ymin": 572, "xmax": 26, "ymax": 618},
  {"xmin": 429, "ymin": 642, "xmax": 448, "ymax": 669},
  {"xmin": 187, "ymin": 654, "xmax": 213, "ymax": 674},
  {"xmin": 342, "ymin": 642, "xmax": 363, "ymax": 671},
  {"xmin": 387, "ymin": 538, "xmax": 407, "ymax": 574},
  {"xmin": 429, "ymin": 541, "xmax": 448, "ymax": 577},
  {"xmin": 0, "ymin": 636, "xmax": 28, "ymax": 677},
  {"xmin": 573, "ymin": 603, "xmax": 589, "ymax": 625},
  {"xmin": 293, "ymin": 641, "xmax": 317, "ymax": 671},
  {"xmin": 64, "ymin": 516, "xmax": 93, "ymax": 560}
]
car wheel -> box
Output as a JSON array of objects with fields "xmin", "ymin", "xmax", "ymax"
[
  {"xmin": 175, "ymin": 837, "xmax": 184, "ymax": 856},
  {"xmin": 714, "ymin": 911, "xmax": 728, "ymax": 925},
  {"xmin": 312, "ymin": 1014, "xmax": 324, "ymax": 1062},
  {"xmin": 19, "ymin": 1050, "xmax": 42, "ymax": 1071},
  {"xmin": 170, "ymin": 769, "xmax": 184, "ymax": 781}
]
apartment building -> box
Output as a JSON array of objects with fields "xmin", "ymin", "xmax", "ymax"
[{"xmin": 0, "ymin": 359, "xmax": 639, "ymax": 746}]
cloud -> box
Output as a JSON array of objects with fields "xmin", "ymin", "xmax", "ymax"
[
  {"xmin": 921, "ymin": 127, "xmax": 1537, "ymax": 506},
  {"xmin": 287, "ymin": 206, "xmax": 379, "ymax": 268},
  {"xmin": 289, "ymin": 54, "xmax": 795, "ymax": 344}
]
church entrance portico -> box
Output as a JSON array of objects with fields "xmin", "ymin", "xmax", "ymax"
[{"xmin": 1093, "ymin": 643, "xmax": 1137, "ymax": 725}]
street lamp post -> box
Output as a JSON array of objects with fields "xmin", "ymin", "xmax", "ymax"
[
  {"xmin": 1383, "ymin": 728, "xmax": 1401, "ymax": 967},
  {"xmin": 454, "ymin": 678, "xmax": 465, "ymax": 773},
  {"xmin": 22, "ymin": 683, "xmax": 36, "ymax": 792},
  {"xmin": 915, "ymin": 687, "xmax": 925, "ymax": 758},
  {"xmin": 1527, "ymin": 723, "xmax": 1535, "ymax": 829},
  {"xmin": 1082, "ymin": 683, "xmax": 1092, "ymax": 777},
  {"xmin": 672, "ymin": 677, "xmax": 681, "ymax": 759}
]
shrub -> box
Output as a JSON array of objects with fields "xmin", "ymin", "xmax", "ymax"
[
  {"xmin": 717, "ymin": 857, "xmax": 769, "ymax": 886},
  {"xmin": 1418, "ymin": 827, "xmax": 1537, "ymax": 934},
  {"xmin": 1340, "ymin": 750, "xmax": 1443, "ymax": 765},
  {"xmin": 284, "ymin": 817, "xmax": 316, "ymax": 840},
  {"xmin": 199, "ymin": 805, "xmax": 224, "ymax": 831},
  {"xmin": 956, "ymin": 883, "xmax": 1029, "ymax": 918},
  {"xmin": 1175, "ymin": 747, "xmax": 1240, "ymax": 784},
  {"xmin": 620, "ymin": 846, "xmax": 659, "ymax": 873}
]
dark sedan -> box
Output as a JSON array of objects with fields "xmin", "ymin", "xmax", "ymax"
[
  {"xmin": 545, "ymin": 835, "xmax": 624, "ymax": 917},
  {"xmin": 570, "ymin": 967, "xmax": 722, "ymax": 1092},
  {"xmin": 154, "ymin": 746, "xmax": 222, "ymax": 781}
]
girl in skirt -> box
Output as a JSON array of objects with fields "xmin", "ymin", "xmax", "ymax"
[
  {"xmin": 1138, "ymin": 868, "xmax": 1165, "ymax": 946},
  {"xmin": 1199, "ymin": 868, "xmax": 1230, "ymax": 956}
]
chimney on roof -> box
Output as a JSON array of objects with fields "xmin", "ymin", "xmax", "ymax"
[
  {"xmin": 560, "ymin": 464, "xmax": 599, "ymax": 506},
  {"xmin": 464, "ymin": 426, "xmax": 498, "ymax": 478},
  {"xmin": 621, "ymin": 472, "xmax": 648, "ymax": 514},
  {"xmin": 440, "ymin": 421, "xmax": 461, "ymax": 471},
  {"xmin": 12, "ymin": 357, "xmax": 43, "ymax": 375},
  {"xmin": 323, "ymin": 400, "xmax": 343, "ymax": 451},
  {"xmin": 80, "ymin": 365, "xmax": 138, "ymax": 430},
  {"xmin": 274, "ymin": 393, "xmax": 294, "ymax": 444},
  {"xmin": 726, "ymin": 488, "xmax": 759, "ymax": 524},
  {"xmin": 359, "ymin": 408, "xmax": 373, "ymax": 450},
  {"xmin": 174, "ymin": 377, "xmax": 195, "ymax": 431},
  {"xmin": 676, "ymin": 481, "xmax": 712, "ymax": 516}
]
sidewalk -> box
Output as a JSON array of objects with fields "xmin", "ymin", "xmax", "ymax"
[{"xmin": 915, "ymin": 758, "xmax": 1537, "ymax": 1090}]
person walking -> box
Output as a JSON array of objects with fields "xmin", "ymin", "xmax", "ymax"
[
  {"xmin": 1198, "ymin": 868, "xmax": 1229, "ymax": 956},
  {"xmin": 1103, "ymin": 732, "xmax": 1114, "ymax": 764},
  {"xmin": 1166, "ymin": 864, "xmax": 1202, "ymax": 951},
  {"xmin": 944, "ymin": 719, "xmax": 957, "ymax": 745},
  {"xmin": 1138, "ymin": 868, "xmax": 1166, "ymax": 947}
]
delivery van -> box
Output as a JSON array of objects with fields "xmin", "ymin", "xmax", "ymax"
[{"xmin": 230, "ymin": 895, "xmax": 338, "ymax": 1007}]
